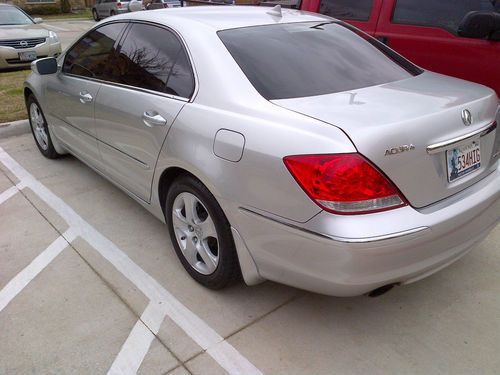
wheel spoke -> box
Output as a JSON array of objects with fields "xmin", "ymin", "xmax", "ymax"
[
  {"xmin": 199, "ymin": 216, "xmax": 217, "ymax": 240},
  {"xmin": 172, "ymin": 209, "xmax": 189, "ymax": 233},
  {"xmin": 39, "ymin": 129, "xmax": 48, "ymax": 146},
  {"xmin": 197, "ymin": 242, "xmax": 217, "ymax": 273},
  {"xmin": 183, "ymin": 194, "xmax": 197, "ymax": 224},
  {"xmin": 183, "ymin": 238, "xmax": 199, "ymax": 266}
]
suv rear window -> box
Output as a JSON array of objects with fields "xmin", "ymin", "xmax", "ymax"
[
  {"xmin": 319, "ymin": 0, "xmax": 373, "ymax": 21},
  {"xmin": 218, "ymin": 22, "xmax": 421, "ymax": 100},
  {"xmin": 393, "ymin": 0, "xmax": 500, "ymax": 35}
]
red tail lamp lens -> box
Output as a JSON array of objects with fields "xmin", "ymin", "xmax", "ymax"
[{"xmin": 283, "ymin": 153, "xmax": 406, "ymax": 214}]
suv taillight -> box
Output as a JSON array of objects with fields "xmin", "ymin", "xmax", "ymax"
[
  {"xmin": 117, "ymin": 1, "xmax": 122, "ymax": 7},
  {"xmin": 163, "ymin": 2, "xmax": 169, "ymax": 7},
  {"xmin": 283, "ymin": 153, "xmax": 407, "ymax": 215}
]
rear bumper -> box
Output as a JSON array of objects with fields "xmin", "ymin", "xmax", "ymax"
[
  {"xmin": 233, "ymin": 165, "xmax": 499, "ymax": 296},
  {"xmin": 0, "ymin": 42, "xmax": 61, "ymax": 70}
]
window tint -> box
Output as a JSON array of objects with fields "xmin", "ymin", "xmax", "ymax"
[
  {"xmin": 319, "ymin": 0, "xmax": 373, "ymax": 21},
  {"xmin": 110, "ymin": 23, "xmax": 194, "ymax": 97},
  {"xmin": 219, "ymin": 22, "xmax": 420, "ymax": 100},
  {"xmin": 393, "ymin": 0, "xmax": 500, "ymax": 34},
  {"xmin": 63, "ymin": 23, "xmax": 125, "ymax": 78}
]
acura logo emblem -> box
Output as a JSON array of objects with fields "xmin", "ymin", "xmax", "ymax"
[
  {"xmin": 20, "ymin": 40, "xmax": 28, "ymax": 47},
  {"xmin": 461, "ymin": 109, "xmax": 472, "ymax": 126}
]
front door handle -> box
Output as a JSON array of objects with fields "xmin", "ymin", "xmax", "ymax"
[
  {"xmin": 142, "ymin": 111, "xmax": 167, "ymax": 127},
  {"xmin": 79, "ymin": 91, "xmax": 93, "ymax": 104}
]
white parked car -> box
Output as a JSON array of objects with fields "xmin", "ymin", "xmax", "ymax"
[{"xmin": 0, "ymin": 4, "xmax": 61, "ymax": 70}]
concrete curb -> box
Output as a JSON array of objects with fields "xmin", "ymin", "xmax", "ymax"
[
  {"xmin": 0, "ymin": 119, "xmax": 30, "ymax": 139},
  {"xmin": 43, "ymin": 18, "xmax": 93, "ymax": 22}
]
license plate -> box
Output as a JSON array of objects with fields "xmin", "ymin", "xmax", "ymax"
[
  {"xmin": 19, "ymin": 51, "xmax": 37, "ymax": 62},
  {"xmin": 446, "ymin": 140, "xmax": 481, "ymax": 182}
]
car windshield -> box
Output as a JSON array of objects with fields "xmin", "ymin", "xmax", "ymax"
[
  {"xmin": 0, "ymin": 7, "xmax": 34, "ymax": 25},
  {"xmin": 218, "ymin": 21, "xmax": 422, "ymax": 100}
]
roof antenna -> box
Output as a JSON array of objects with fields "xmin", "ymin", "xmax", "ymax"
[{"xmin": 267, "ymin": 4, "xmax": 282, "ymax": 17}]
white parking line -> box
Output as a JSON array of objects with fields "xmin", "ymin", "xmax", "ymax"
[
  {"xmin": 0, "ymin": 146, "xmax": 263, "ymax": 375},
  {"xmin": 0, "ymin": 230, "xmax": 75, "ymax": 313},
  {"xmin": 108, "ymin": 303, "xmax": 168, "ymax": 375},
  {"xmin": 0, "ymin": 186, "xmax": 18, "ymax": 205}
]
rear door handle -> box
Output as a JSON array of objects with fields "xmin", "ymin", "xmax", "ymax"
[
  {"xmin": 142, "ymin": 111, "xmax": 167, "ymax": 127},
  {"xmin": 79, "ymin": 91, "xmax": 93, "ymax": 104}
]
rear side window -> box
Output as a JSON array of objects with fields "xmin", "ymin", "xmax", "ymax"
[
  {"xmin": 319, "ymin": 0, "xmax": 373, "ymax": 21},
  {"xmin": 393, "ymin": 0, "xmax": 500, "ymax": 35},
  {"xmin": 219, "ymin": 22, "xmax": 421, "ymax": 100},
  {"xmin": 63, "ymin": 22, "xmax": 125, "ymax": 78},
  {"xmin": 110, "ymin": 23, "xmax": 195, "ymax": 98}
]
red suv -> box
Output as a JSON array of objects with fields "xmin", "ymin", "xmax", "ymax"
[{"xmin": 300, "ymin": 0, "xmax": 500, "ymax": 96}]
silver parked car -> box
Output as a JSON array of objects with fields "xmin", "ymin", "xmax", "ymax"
[
  {"xmin": 0, "ymin": 4, "xmax": 61, "ymax": 70},
  {"xmin": 147, "ymin": 0, "xmax": 181, "ymax": 10},
  {"xmin": 24, "ymin": 7, "xmax": 499, "ymax": 296},
  {"xmin": 92, "ymin": 0, "xmax": 144, "ymax": 21}
]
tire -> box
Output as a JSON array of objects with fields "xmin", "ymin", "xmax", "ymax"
[
  {"xmin": 165, "ymin": 175, "xmax": 241, "ymax": 289},
  {"xmin": 26, "ymin": 95, "xmax": 61, "ymax": 159},
  {"xmin": 110, "ymin": 10, "xmax": 116, "ymax": 16},
  {"xmin": 92, "ymin": 9, "xmax": 100, "ymax": 21}
]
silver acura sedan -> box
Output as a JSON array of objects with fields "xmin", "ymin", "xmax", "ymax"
[{"xmin": 24, "ymin": 6, "xmax": 499, "ymax": 296}]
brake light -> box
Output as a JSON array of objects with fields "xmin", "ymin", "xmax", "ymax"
[
  {"xmin": 117, "ymin": 1, "xmax": 122, "ymax": 7},
  {"xmin": 283, "ymin": 153, "xmax": 407, "ymax": 214},
  {"xmin": 163, "ymin": 2, "xmax": 169, "ymax": 7}
]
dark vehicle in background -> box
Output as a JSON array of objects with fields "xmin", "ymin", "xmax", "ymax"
[{"xmin": 299, "ymin": 0, "xmax": 500, "ymax": 96}]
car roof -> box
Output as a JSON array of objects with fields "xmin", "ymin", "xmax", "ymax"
[{"xmin": 114, "ymin": 6, "xmax": 330, "ymax": 31}]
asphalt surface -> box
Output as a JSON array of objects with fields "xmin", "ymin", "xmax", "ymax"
[
  {"xmin": 1, "ymin": 133, "xmax": 499, "ymax": 375},
  {"xmin": 1, "ymin": 17, "xmax": 500, "ymax": 375}
]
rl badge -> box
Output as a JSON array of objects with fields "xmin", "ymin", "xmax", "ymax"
[{"xmin": 384, "ymin": 144, "xmax": 415, "ymax": 156}]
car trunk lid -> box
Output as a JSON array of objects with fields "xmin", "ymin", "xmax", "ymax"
[{"xmin": 273, "ymin": 72, "xmax": 499, "ymax": 208}]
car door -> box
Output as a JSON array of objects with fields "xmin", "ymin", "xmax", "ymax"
[
  {"xmin": 45, "ymin": 22, "xmax": 127, "ymax": 167},
  {"xmin": 94, "ymin": 22, "xmax": 195, "ymax": 202},
  {"xmin": 375, "ymin": 0, "xmax": 500, "ymax": 95},
  {"xmin": 301, "ymin": 0, "xmax": 382, "ymax": 35}
]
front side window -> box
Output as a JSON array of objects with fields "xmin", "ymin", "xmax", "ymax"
[
  {"xmin": 318, "ymin": 0, "xmax": 373, "ymax": 21},
  {"xmin": 0, "ymin": 7, "xmax": 34, "ymax": 25},
  {"xmin": 63, "ymin": 22, "xmax": 125, "ymax": 79},
  {"xmin": 393, "ymin": 0, "xmax": 500, "ymax": 35},
  {"xmin": 109, "ymin": 23, "xmax": 194, "ymax": 97},
  {"xmin": 219, "ymin": 22, "xmax": 421, "ymax": 100}
]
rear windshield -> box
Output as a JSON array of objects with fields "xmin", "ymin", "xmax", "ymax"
[{"xmin": 218, "ymin": 22, "xmax": 422, "ymax": 100}]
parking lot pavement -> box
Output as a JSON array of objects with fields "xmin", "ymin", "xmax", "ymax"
[
  {"xmin": 42, "ymin": 19, "xmax": 95, "ymax": 50},
  {"xmin": 0, "ymin": 132, "xmax": 499, "ymax": 375}
]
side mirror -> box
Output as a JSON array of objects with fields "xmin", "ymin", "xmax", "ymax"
[
  {"xmin": 32, "ymin": 57, "xmax": 58, "ymax": 75},
  {"xmin": 33, "ymin": 17, "xmax": 43, "ymax": 24},
  {"xmin": 458, "ymin": 11, "xmax": 500, "ymax": 41}
]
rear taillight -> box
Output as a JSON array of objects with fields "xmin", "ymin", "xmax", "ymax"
[
  {"xmin": 283, "ymin": 153, "xmax": 406, "ymax": 215},
  {"xmin": 163, "ymin": 2, "xmax": 169, "ymax": 7},
  {"xmin": 117, "ymin": 1, "xmax": 122, "ymax": 7}
]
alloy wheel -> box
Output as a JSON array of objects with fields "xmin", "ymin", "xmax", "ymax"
[
  {"xmin": 29, "ymin": 102, "xmax": 49, "ymax": 151},
  {"xmin": 171, "ymin": 192, "xmax": 219, "ymax": 275}
]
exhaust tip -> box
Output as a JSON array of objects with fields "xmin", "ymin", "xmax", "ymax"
[{"xmin": 367, "ymin": 283, "xmax": 398, "ymax": 298}]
